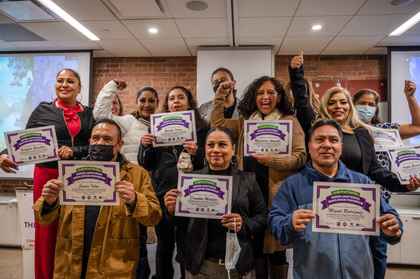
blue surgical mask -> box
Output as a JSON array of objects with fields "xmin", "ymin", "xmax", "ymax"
[{"xmin": 356, "ymin": 105, "xmax": 376, "ymax": 123}]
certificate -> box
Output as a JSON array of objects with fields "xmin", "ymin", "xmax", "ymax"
[
  {"xmin": 371, "ymin": 127, "xmax": 403, "ymax": 151},
  {"xmin": 151, "ymin": 110, "xmax": 196, "ymax": 147},
  {"xmin": 312, "ymin": 182, "xmax": 380, "ymax": 236},
  {"xmin": 59, "ymin": 161, "xmax": 120, "ymax": 206},
  {"xmin": 5, "ymin": 125, "xmax": 59, "ymax": 165},
  {"xmin": 388, "ymin": 145, "xmax": 420, "ymax": 184},
  {"xmin": 176, "ymin": 173, "xmax": 232, "ymax": 219},
  {"xmin": 244, "ymin": 120, "xmax": 292, "ymax": 156}
]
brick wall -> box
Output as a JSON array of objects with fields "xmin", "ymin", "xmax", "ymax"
[
  {"xmin": 0, "ymin": 54, "xmax": 387, "ymax": 187},
  {"xmin": 275, "ymin": 55, "xmax": 387, "ymax": 100},
  {"xmin": 93, "ymin": 57, "xmax": 197, "ymax": 113},
  {"xmin": 92, "ymin": 55, "xmax": 387, "ymax": 111}
]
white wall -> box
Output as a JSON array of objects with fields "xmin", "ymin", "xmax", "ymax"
[{"xmin": 197, "ymin": 47, "xmax": 274, "ymax": 105}]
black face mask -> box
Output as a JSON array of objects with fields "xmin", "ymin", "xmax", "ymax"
[{"xmin": 88, "ymin": 144, "xmax": 114, "ymax": 161}]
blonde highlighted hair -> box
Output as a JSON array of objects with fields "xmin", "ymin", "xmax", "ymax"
[{"xmin": 319, "ymin": 86, "xmax": 365, "ymax": 129}]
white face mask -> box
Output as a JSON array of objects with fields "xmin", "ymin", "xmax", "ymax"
[
  {"xmin": 355, "ymin": 105, "xmax": 377, "ymax": 123},
  {"xmin": 177, "ymin": 151, "xmax": 193, "ymax": 172},
  {"xmin": 225, "ymin": 230, "xmax": 241, "ymax": 277}
]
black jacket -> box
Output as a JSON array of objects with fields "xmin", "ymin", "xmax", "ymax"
[
  {"xmin": 353, "ymin": 127, "xmax": 408, "ymax": 192},
  {"xmin": 289, "ymin": 65, "xmax": 316, "ymax": 133},
  {"xmin": 138, "ymin": 126, "xmax": 208, "ymax": 198},
  {"xmin": 26, "ymin": 102, "xmax": 94, "ymax": 168},
  {"xmin": 176, "ymin": 167, "xmax": 267, "ymax": 275}
]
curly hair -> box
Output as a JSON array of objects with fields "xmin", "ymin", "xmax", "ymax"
[
  {"xmin": 163, "ymin": 86, "xmax": 207, "ymax": 129},
  {"xmin": 238, "ymin": 76, "xmax": 294, "ymax": 119}
]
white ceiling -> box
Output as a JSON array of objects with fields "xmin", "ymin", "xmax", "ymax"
[{"xmin": 0, "ymin": 0, "xmax": 419, "ymax": 56}]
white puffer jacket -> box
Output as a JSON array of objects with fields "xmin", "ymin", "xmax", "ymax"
[{"xmin": 93, "ymin": 81, "xmax": 149, "ymax": 164}]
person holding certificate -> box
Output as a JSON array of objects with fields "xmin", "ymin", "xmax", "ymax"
[
  {"xmin": 0, "ymin": 68, "xmax": 94, "ymax": 279},
  {"xmin": 94, "ymin": 80, "xmax": 160, "ymax": 279},
  {"xmin": 33, "ymin": 118, "xmax": 162, "ymax": 279},
  {"xmin": 164, "ymin": 127, "xmax": 267, "ymax": 279},
  {"xmin": 211, "ymin": 76, "xmax": 306, "ymax": 278},
  {"xmin": 138, "ymin": 86, "xmax": 208, "ymax": 279},
  {"xmin": 269, "ymin": 119, "xmax": 402, "ymax": 279},
  {"xmin": 353, "ymin": 81, "xmax": 420, "ymax": 170},
  {"xmin": 94, "ymin": 80, "xmax": 159, "ymax": 163},
  {"xmin": 318, "ymin": 86, "xmax": 420, "ymax": 279}
]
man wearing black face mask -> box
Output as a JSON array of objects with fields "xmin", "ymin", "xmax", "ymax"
[
  {"xmin": 198, "ymin": 67, "xmax": 239, "ymax": 122},
  {"xmin": 33, "ymin": 118, "xmax": 162, "ymax": 279}
]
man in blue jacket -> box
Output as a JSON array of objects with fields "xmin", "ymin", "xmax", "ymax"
[{"xmin": 269, "ymin": 119, "xmax": 402, "ymax": 279}]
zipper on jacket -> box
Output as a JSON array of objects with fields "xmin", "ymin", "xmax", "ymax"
[{"xmin": 337, "ymin": 235, "xmax": 344, "ymax": 278}]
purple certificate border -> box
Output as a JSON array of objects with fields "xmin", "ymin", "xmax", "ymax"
[
  {"xmin": 151, "ymin": 111, "xmax": 196, "ymax": 145},
  {"xmin": 177, "ymin": 175, "xmax": 230, "ymax": 218},
  {"xmin": 314, "ymin": 184, "xmax": 377, "ymax": 232},
  {"xmin": 245, "ymin": 121, "xmax": 291, "ymax": 155},
  {"xmin": 388, "ymin": 145, "xmax": 420, "ymax": 184},
  {"xmin": 8, "ymin": 127, "xmax": 58, "ymax": 164},
  {"xmin": 61, "ymin": 162, "xmax": 118, "ymax": 203}
]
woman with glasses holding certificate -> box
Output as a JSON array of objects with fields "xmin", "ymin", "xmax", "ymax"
[{"xmin": 164, "ymin": 127, "xmax": 267, "ymax": 279}]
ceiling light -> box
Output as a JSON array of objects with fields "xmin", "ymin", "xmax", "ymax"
[
  {"xmin": 36, "ymin": 0, "xmax": 100, "ymax": 41},
  {"xmin": 390, "ymin": 0, "xmax": 415, "ymax": 6},
  {"xmin": 186, "ymin": 0, "xmax": 208, "ymax": 11},
  {"xmin": 148, "ymin": 27, "xmax": 159, "ymax": 34},
  {"xmin": 312, "ymin": 24, "xmax": 323, "ymax": 31},
  {"xmin": 389, "ymin": 11, "xmax": 420, "ymax": 36}
]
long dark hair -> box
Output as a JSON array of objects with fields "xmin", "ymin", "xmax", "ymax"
[
  {"xmin": 352, "ymin": 89, "xmax": 381, "ymax": 125},
  {"xmin": 238, "ymin": 76, "xmax": 294, "ymax": 119},
  {"xmin": 163, "ymin": 86, "xmax": 207, "ymax": 130}
]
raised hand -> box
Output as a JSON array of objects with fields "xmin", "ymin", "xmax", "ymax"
[
  {"xmin": 114, "ymin": 80, "xmax": 127, "ymax": 91},
  {"xmin": 290, "ymin": 50, "xmax": 304, "ymax": 69},
  {"xmin": 404, "ymin": 80, "xmax": 416, "ymax": 97}
]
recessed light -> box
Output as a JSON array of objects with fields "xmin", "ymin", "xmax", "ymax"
[
  {"xmin": 148, "ymin": 27, "xmax": 159, "ymax": 34},
  {"xmin": 186, "ymin": 0, "xmax": 208, "ymax": 11},
  {"xmin": 312, "ymin": 24, "xmax": 323, "ymax": 31}
]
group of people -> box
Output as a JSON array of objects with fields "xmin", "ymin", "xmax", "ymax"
[{"xmin": 0, "ymin": 53, "xmax": 419, "ymax": 279}]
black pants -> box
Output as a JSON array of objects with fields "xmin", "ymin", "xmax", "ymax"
[
  {"xmin": 154, "ymin": 213, "xmax": 182, "ymax": 279},
  {"xmin": 136, "ymin": 224, "xmax": 151, "ymax": 279}
]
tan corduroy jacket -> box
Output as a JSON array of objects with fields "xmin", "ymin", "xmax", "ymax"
[
  {"xmin": 211, "ymin": 92, "xmax": 307, "ymax": 253},
  {"xmin": 33, "ymin": 160, "xmax": 162, "ymax": 279}
]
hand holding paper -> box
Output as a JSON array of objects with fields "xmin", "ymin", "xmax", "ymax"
[
  {"xmin": 42, "ymin": 179, "xmax": 63, "ymax": 205},
  {"xmin": 292, "ymin": 209, "xmax": 315, "ymax": 231},
  {"xmin": 378, "ymin": 214, "xmax": 401, "ymax": 237},
  {"xmin": 0, "ymin": 154, "xmax": 18, "ymax": 173},
  {"xmin": 164, "ymin": 189, "xmax": 180, "ymax": 215},
  {"xmin": 116, "ymin": 180, "xmax": 136, "ymax": 206}
]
